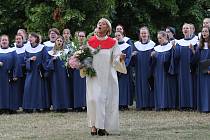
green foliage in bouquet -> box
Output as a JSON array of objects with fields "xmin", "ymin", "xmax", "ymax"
[
  {"xmin": 59, "ymin": 50, "xmax": 71, "ymax": 68},
  {"xmin": 71, "ymin": 32, "xmax": 100, "ymax": 78}
]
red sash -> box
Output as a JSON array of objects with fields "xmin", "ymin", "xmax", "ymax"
[{"xmin": 88, "ymin": 35, "xmax": 116, "ymax": 49}]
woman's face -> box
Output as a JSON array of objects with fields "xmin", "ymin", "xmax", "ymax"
[
  {"xmin": 15, "ymin": 36, "xmax": 23, "ymax": 46},
  {"xmin": 1, "ymin": 36, "xmax": 9, "ymax": 49},
  {"xmin": 116, "ymin": 25, "xmax": 124, "ymax": 33},
  {"xmin": 97, "ymin": 20, "xmax": 109, "ymax": 35},
  {"xmin": 140, "ymin": 29, "xmax": 149, "ymax": 41},
  {"xmin": 157, "ymin": 34, "xmax": 167, "ymax": 45},
  {"xmin": 55, "ymin": 37, "xmax": 64, "ymax": 48},
  {"xmin": 17, "ymin": 30, "xmax": 26, "ymax": 41},
  {"xmin": 202, "ymin": 27, "xmax": 209, "ymax": 39},
  {"xmin": 78, "ymin": 32, "xmax": 86, "ymax": 43},
  {"xmin": 49, "ymin": 31, "xmax": 58, "ymax": 42},
  {"xmin": 63, "ymin": 30, "xmax": 70, "ymax": 40},
  {"xmin": 115, "ymin": 32, "xmax": 123, "ymax": 41},
  {"xmin": 182, "ymin": 24, "xmax": 191, "ymax": 37},
  {"xmin": 166, "ymin": 28, "xmax": 174, "ymax": 39},
  {"xmin": 29, "ymin": 35, "xmax": 36, "ymax": 44},
  {"xmin": 203, "ymin": 19, "xmax": 210, "ymax": 28}
]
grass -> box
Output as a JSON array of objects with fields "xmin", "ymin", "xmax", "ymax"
[{"xmin": 0, "ymin": 110, "xmax": 209, "ymax": 140}]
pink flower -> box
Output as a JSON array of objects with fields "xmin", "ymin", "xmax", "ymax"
[{"xmin": 68, "ymin": 56, "xmax": 80, "ymax": 69}]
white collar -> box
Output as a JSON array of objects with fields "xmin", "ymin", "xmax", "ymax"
[
  {"xmin": 15, "ymin": 45, "xmax": 27, "ymax": 54},
  {"xmin": 96, "ymin": 35, "xmax": 108, "ymax": 40},
  {"xmin": 191, "ymin": 35, "xmax": 198, "ymax": 40},
  {"xmin": 48, "ymin": 49, "xmax": 69, "ymax": 56},
  {"xmin": 203, "ymin": 42, "xmax": 209, "ymax": 49},
  {"xmin": 0, "ymin": 47, "xmax": 15, "ymax": 53},
  {"xmin": 43, "ymin": 41, "xmax": 55, "ymax": 48},
  {"xmin": 154, "ymin": 43, "xmax": 172, "ymax": 52},
  {"xmin": 134, "ymin": 40, "xmax": 155, "ymax": 51},
  {"xmin": 123, "ymin": 36, "xmax": 130, "ymax": 42},
  {"xmin": 177, "ymin": 37, "xmax": 198, "ymax": 46},
  {"xmin": 118, "ymin": 42, "xmax": 130, "ymax": 51},
  {"xmin": 25, "ymin": 44, "xmax": 44, "ymax": 53}
]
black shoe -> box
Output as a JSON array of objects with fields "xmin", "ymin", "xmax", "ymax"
[
  {"xmin": 91, "ymin": 131, "xmax": 97, "ymax": 136},
  {"xmin": 9, "ymin": 110, "xmax": 17, "ymax": 114},
  {"xmin": 98, "ymin": 129, "xmax": 109, "ymax": 136},
  {"xmin": 42, "ymin": 108, "xmax": 50, "ymax": 113},
  {"xmin": 91, "ymin": 127, "xmax": 97, "ymax": 136},
  {"xmin": 75, "ymin": 107, "xmax": 83, "ymax": 112},
  {"xmin": 35, "ymin": 109, "xmax": 41, "ymax": 113},
  {"xmin": 23, "ymin": 109, "xmax": 33, "ymax": 113}
]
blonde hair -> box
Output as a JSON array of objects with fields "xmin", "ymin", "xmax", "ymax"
[
  {"xmin": 98, "ymin": 18, "xmax": 112, "ymax": 35},
  {"xmin": 52, "ymin": 36, "xmax": 64, "ymax": 55}
]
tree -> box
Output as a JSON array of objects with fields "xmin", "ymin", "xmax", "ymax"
[
  {"xmin": 113, "ymin": 0, "xmax": 210, "ymax": 41},
  {"xmin": 0, "ymin": 0, "xmax": 209, "ymax": 42},
  {"xmin": 0, "ymin": 0, "xmax": 27, "ymax": 39},
  {"xmin": 24, "ymin": 0, "xmax": 115, "ymax": 41}
]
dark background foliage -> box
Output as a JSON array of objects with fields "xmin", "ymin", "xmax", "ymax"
[{"xmin": 0, "ymin": 0, "xmax": 210, "ymax": 42}]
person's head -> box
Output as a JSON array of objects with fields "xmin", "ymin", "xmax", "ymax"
[
  {"xmin": 139, "ymin": 26, "xmax": 150, "ymax": 43},
  {"xmin": 115, "ymin": 31, "xmax": 124, "ymax": 42},
  {"xmin": 39, "ymin": 34, "xmax": 42, "ymax": 44},
  {"xmin": 29, "ymin": 32, "xmax": 40, "ymax": 45},
  {"xmin": 78, "ymin": 31, "xmax": 86, "ymax": 44},
  {"xmin": 48, "ymin": 28, "xmax": 60, "ymax": 42},
  {"xmin": 203, "ymin": 18, "xmax": 210, "ymax": 28},
  {"xmin": 54, "ymin": 35, "xmax": 64, "ymax": 50},
  {"xmin": 0, "ymin": 35, "xmax": 9, "ymax": 49},
  {"xmin": 182, "ymin": 23, "xmax": 191, "ymax": 38},
  {"xmin": 157, "ymin": 31, "xmax": 168, "ymax": 45},
  {"xmin": 189, "ymin": 23, "xmax": 195, "ymax": 35},
  {"xmin": 116, "ymin": 24, "xmax": 124, "ymax": 33},
  {"xmin": 17, "ymin": 29, "xmax": 27, "ymax": 42},
  {"xmin": 97, "ymin": 18, "xmax": 112, "ymax": 36},
  {"xmin": 63, "ymin": 29, "xmax": 71, "ymax": 41},
  {"xmin": 15, "ymin": 35, "xmax": 23, "ymax": 46},
  {"xmin": 166, "ymin": 26, "xmax": 176, "ymax": 40},
  {"xmin": 199, "ymin": 27, "xmax": 210, "ymax": 49}
]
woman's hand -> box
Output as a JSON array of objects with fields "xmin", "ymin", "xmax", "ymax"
[
  {"xmin": 0, "ymin": 61, "xmax": 3, "ymax": 67},
  {"xmin": 13, "ymin": 77, "xmax": 18, "ymax": 81},
  {"xmin": 151, "ymin": 51, "xmax": 156, "ymax": 57},
  {"xmin": 120, "ymin": 53, "xmax": 126, "ymax": 62},
  {"xmin": 53, "ymin": 56, "xmax": 57, "ymax": 60},
  {"xmin": 30, "ymin": 56, "xmax": 37, "ymax": 61},
  {"xmin": 132, "ymin": 51, "xmax": 138, "ymax": 56},
  {"xmin": 171, "ymin": 40, "xmax": 176, "ymax": 48},
  {"xmin": 189, "ymin": 44, "xmax": 195, "ymax": 54}
]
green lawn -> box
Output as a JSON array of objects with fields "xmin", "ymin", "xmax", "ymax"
[{"xmin": 0, "ymin": 110, "xmax": 210, "ymax": 140}]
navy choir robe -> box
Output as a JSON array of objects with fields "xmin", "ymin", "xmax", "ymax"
[
  {"xmin": 73, "ymin": 69, "xmax": 86, "ymax": 108},
  {"xmin": 118, "ymin": 41, "xmax": 132, "ymax": 107},
  {"xmin": 123, "ymin": 36, "xmax": 135, "ymax": 106},
  {"xmin": 43, "ymin": 41, "xmax": 55, "ymax": 51},
  {"xmin": 153, "ymin": 43, "xmax": 177, "ymax": 110},
  {"xmin": 133, "ymin": 40, "xmax": 155, "ymax": 109},
  {"xmin": 196, "ymin": 43, "xmax": 210, "ymax": 112},
  {"xmin": 47, "ymin": 49, "xmax": 72, "ymax": 110},
  {"xmin": 0, "ymin": 47, "xmax": 20, "ymax": 110},
  {"xmin": 43, "ymin": 40, "xmax": 55, "ymax": 105},
  {"xmin": 23, "ymin": 44, "xmax": 50, "ymax": 109},
  {"xmin": 15, "ymin": 45, "xmax": 27, "ymax": 107},
  {"xmin": 174, "ymin": 37, "xmax": 198, "ymax": 109}
]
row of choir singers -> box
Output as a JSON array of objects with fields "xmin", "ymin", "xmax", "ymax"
[{"xmin": 0, "ymin": 20, "xmax": 210, "ymax": 113}]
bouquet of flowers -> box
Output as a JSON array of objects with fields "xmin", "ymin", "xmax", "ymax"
[
  {"xmin": 68, "ymin": 33, "xmax": 100, "ymax": 78},
  {"xmin": 59, "ymin": 50, "xmax": 71, "ymax": 68}
]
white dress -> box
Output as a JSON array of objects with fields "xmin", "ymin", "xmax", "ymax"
[{"xmin": 86, "ymin": 35, "xmax": 126, "ymax": 133}]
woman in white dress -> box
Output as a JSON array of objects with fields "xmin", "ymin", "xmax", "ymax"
[{"xmin": 87, "ymin": 18, "xmax": 127, "ymax": 136}]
